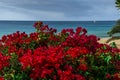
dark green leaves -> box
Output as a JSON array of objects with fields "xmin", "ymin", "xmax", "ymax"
[{"xmin": 116, "ymin": 0, "xmax": 120, "ymax": 9}]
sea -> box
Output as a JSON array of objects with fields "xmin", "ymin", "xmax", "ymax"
[{"xmin": 0, "ymin": 21, "xmax": 116, "ymax": 38}]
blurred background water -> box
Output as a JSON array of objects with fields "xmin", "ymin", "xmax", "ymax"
[{"xmin": 0, "ymin": 21, "xmax": 115, "ymax": 38}]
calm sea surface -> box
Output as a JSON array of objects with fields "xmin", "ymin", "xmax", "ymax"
[{"xmin": 0, "ymin": 21, "xmax": 116, "ymax": 38}]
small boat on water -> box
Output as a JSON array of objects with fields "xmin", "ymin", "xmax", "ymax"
[{"xmin": 93, "ymin": 20, "xmax": 96, "ymax": 23}]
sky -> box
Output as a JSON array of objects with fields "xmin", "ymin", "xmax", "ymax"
[{"xmin": 0, "ymin": 0, "xmax": 119, "ymax": 21}]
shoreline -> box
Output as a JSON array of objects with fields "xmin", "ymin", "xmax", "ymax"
[{"xmin": 98, "ymin": 37, "xmax": 120, "ymax": 48}]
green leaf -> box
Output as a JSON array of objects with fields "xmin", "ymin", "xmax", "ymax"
[
  {"xmin": 85, "ymin": 71, "xmax": 90, "ymax": 76},
  {"xmin": 102, "ymin": 46, "xmax": 107, "ymax": 50},
  {"xmin": 104, "ymin": 55, "xmax": 112, "ymax": 64},
  {"xmin": 110, "ymin": 42, "xmax": 117, "ymax": 48},
  {"xmin": 2, "ymin": 47, "xmax": 9, "ymax": 55}
]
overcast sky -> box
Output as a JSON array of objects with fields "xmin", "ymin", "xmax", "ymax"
[{"xmin": 0, "ymin": 0, "xmax": 119, "ymax": 21}]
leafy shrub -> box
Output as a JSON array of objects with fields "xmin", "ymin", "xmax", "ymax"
[
  {"xmin": 107, "ymin": 19, "xmax": 120, "ymax": 37},
  {"xmin": 0, "ymin": 21, "xmax": 120, "ymax": 80},
  {"xmin": 116, "ymin": 0, "xmax": 120, "ymax": 9}
]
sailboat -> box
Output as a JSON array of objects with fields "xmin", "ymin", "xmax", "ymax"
[{"xmin": 93, "ymin": 20, "xmax": 96, "ymax": 23}]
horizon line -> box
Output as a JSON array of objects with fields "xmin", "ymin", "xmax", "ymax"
[{"xmin": 0, "ymin": 20, "xmax": 117, "ymax": 22}]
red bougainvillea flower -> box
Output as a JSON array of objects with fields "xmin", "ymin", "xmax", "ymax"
[
  {"xmin": 82, "ymin": 28, "xmax": 87, "ymax": 35},
  {"xmin": 78, "ymin": 64, "xmax": 88, "ymax": 71},
  {"xmin": 1, "ymin": 35, "xmax": 7, "ymax": 42},
  {"xmin": 0, "ymin": 77, "xmax": 4, "ymax": 80},
  {"xmin": 33, "ymin": 21, "xmax": 43, "ymax": 28},
  {"xmin": 105, "ymin": 73, "xmax": 111, "ymax": 79},
  {"xmin": 66, "ymin": 47, "xmax": 88, "ymax": 58},
  {"xmin": 19, "ymin": 49, "xmax": 33, "ymax": 70},
  {"xmin": 114, "ymin": 60, "xmax": 120, "ymax": 71},
  {"xmin": 74, "ymin": 74, "xmax": 85, "ymax": 80},
  {"xmin": 76, "ymin": 27, "xmax": 82, "ymax": 34},
  {"xmin": 113, "ymin": 73, "xmax": 120, "ymax": 80},
  {"xmin": 61, "ymin": 28, "xmax": 74, "ymax": 35},
  {"xmin": 19, "ymin": 46, "xmax": 66, "ymax": 79},
  {"xmin": 0, "ymin": 53, "xmax": 10, "ymax": 71}
]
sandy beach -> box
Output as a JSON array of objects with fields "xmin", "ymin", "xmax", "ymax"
[{"xmin": 98, "ymin": 37, "xmax": 120, "ymax": 48}]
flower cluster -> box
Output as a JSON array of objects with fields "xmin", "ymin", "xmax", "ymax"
[
  {"xmin": 0, "ymin": 53, "xmax": 10, "ymax": 70},
  {"xmin": 0, "ymin": 21, "xmax": 120, "ymax": 80}
]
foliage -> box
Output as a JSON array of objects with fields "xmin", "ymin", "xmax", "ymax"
[
  {"xmin": 116, "ymin": 0, "xmax": 120, "ymax": 9},
  {"xmin": 107, "ymin": 19, "xmax": 120, "ymax": 37},
  {"xmin": 0, "ymin": 21, "xmax": 120, "ymax": 80}
]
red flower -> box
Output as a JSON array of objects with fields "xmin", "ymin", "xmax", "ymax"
[
  {"xmin": 0, "ymin": 53, "xmax": 10, "ymax": 71},
  {"xmin": 61, "ymin": 28, "xmax": 74, "ymax": 35},
  {"xmin": 67, "ymin": 47, "xmax": 88, "ymax": 58},
  {"xmin": 105, "ymin": 73, "xmax": 111, "ymax": 79},
  {"xmin": 114, "ymin": 60, "xmax": 120, "ymax": 70},
  {"xmin": 78, "ymin": 64, "xmax": 88, "ymax": 71},
  {"xmin": 33, "ymin": 21, "xmax": 43, "ymax": 28},
  {"xmin": 82, "ymin": 28, "xmax": 87, "ymax": 35},
  {"xmin": 19, "ymin": 49, "xmax": 33, "ymax": 70},
  {"xmin": 74, "ymin": 74, "xmax": 85, "ymax": 80},
  {"xmin": 1, "ymin": 35, "xmax": 7, "ymax": 42},
  {"xmin": 113, "ymin": 73, "xmax": 120, "ymax": 80},
  {"xmin": 76, "ymin": 27, "xmax": 82, "ymax": 34},
  {"xmin": 67, "ymin": 47, "xmax": 80, "ymax": 58},
  {"xmin": 0, "ymin": 77, "xmax": 4, "ymax": 80}
]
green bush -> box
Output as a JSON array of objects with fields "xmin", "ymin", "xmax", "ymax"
[
  {"xmin": 107, "ymin": 20, "xmax": 120, "ymax": 37},
  {"xmin": 116, "ymin": 0, "xmax": 120, "ymax": 9}
]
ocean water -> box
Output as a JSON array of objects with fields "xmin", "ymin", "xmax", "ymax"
[{"xmin": 0, "ymin": 21, "xmax": 116, "ymax": 38}]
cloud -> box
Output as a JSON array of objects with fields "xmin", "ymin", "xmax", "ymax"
[
  {"xmin": 0, "ymin": 1, "xmax": 66, "ymax": 20},
  {"xmin": 0, "ymin": 0, "xmax": 119, "ymax": 20}
]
